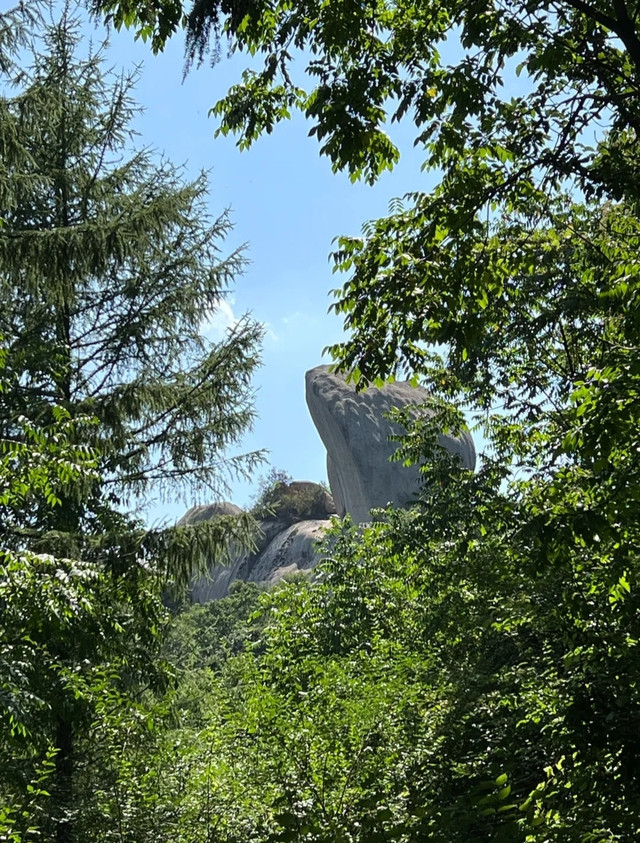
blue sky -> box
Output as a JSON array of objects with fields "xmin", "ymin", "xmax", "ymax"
[{"xmin": 81, "ymin": 13, "xmax": 442, "ymax": 523}]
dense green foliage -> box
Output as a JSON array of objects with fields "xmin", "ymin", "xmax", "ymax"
[
  {"xmin": 0, "ymin": 359, "xmax": 168, "ymax": 841},
  {"xmin": 4, "ymin": 0, "xmax": 640, "ymax": 839},
  {"xmin": 0, "ymin": 5, "xmax": 262, "ymax": 839},
  {"xmin": 69, "ymin": 459, "xmax": 639, "ymax": 840}
]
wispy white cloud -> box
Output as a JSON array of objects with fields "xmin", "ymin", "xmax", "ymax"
[
  {"xmin": 263, "ymin": 322, "xmax": 280, "ymax": 343},
  {"xmin": 281, "ymin": 311, "xmax": 317, "ymax": 327},
  {"xmin": 201, "ymin": 298, "xmax": 239, "ymax": 340},
  {"xmin": 202, "ymin": 298, "xmax": 280, "ymax": 344}
]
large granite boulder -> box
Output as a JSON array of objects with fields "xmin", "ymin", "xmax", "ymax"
[
  {"xmin": 245, "ymin": 520, "xmax": 331, "ymax": 586},
  {"xmin": 180, "ymin": 500, "xmax": 333, "ymax": 602},
  {"xmin": 305, "ymin": 365, "xmax": 476, "ymax": 523}
]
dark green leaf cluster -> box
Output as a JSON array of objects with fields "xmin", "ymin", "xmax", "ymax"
[{"xmin": 164, "ymin": 579, "xmax": 264, "ymax": 671}]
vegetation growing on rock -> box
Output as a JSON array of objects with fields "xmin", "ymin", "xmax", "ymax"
[{"xmin": 251, "ymin": 468, "xmax": 335, "ymax": 525}]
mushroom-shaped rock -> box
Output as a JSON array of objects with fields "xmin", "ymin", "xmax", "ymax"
[{"xmin": 305, "ymin": 365, "xmax": 476, "ymax": 523}]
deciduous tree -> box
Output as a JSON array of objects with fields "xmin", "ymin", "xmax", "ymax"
[{"xmin": 83, "ymin": 2, "xmax": 640, "ymax": 839}]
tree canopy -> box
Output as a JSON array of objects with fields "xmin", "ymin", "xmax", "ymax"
[
  {"xmin": 92, "ymin": 0, "xmax": 640, "ymax": 186},
  {"xmin": 0, "ymin": 6, "xmax": 263, "ymax": 839},
  {"xmin": 90, "ymin": 1, "xmax": 640, "ymax": 391},
  {"xmin": 2, "ymin": 1, "xmax": 640, "ymax": 840}
]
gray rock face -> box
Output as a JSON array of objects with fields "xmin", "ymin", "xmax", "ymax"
[
  {"xmin": 305, "ymin": 365, "xmax": 476, "ymax": 523},
  {"xmin": 182, "ymin": 500, "xmax": 332, "ymax": 602},
  {"xmin": 190, "ymin": 548, "xmax": 251, "ymax": 602},
  {"xmin": 178, "ymin": 501, "xmax": 243, "ymax": 525},
  {"xmin": 246, "ymin": 520, "xmax": 331, "ymax": 586}
]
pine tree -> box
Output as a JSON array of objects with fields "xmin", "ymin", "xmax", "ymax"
[
  {"xmin": 0, "ymin": 7, "xmax": 265, "ymax": 542},
  {"xmin": 0, "ymin": 7, "xmax": 263, "ymax": 838}
]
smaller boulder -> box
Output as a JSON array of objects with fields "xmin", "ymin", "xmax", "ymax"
[
  {"xmin": 255, "ymin": 480, "xmax": 336, "ymax": 525},
  {"xmin": 180, "ymin": 496, "xmax": 335, "ymax": 602},
  {"xmin": 178, "ymin": 501, "xmax": 242, "ymax": 525}
]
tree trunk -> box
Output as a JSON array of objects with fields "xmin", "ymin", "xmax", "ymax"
[{"xmin": 55, "ymin": 715, "xmax": 74, "ymax": 843}]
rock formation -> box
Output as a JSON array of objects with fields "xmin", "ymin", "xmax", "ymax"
[
  {"xmin": 254, "ymin": 479, "xmax": 335, "ymax": 524},
  {"xmin": 179, "ymin": 501, "xmax": 243, "ymax": 523},
  {"xmin": 181, "ymin": 482, "xmax": 335, "ymax": 602},
  {"xmin": 305, "ymin": 365, "xmax": 476, "ymax": 523},
  {"xmin": 181, "ymin": 367, "xmax": 476, "ymax": 601}
]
